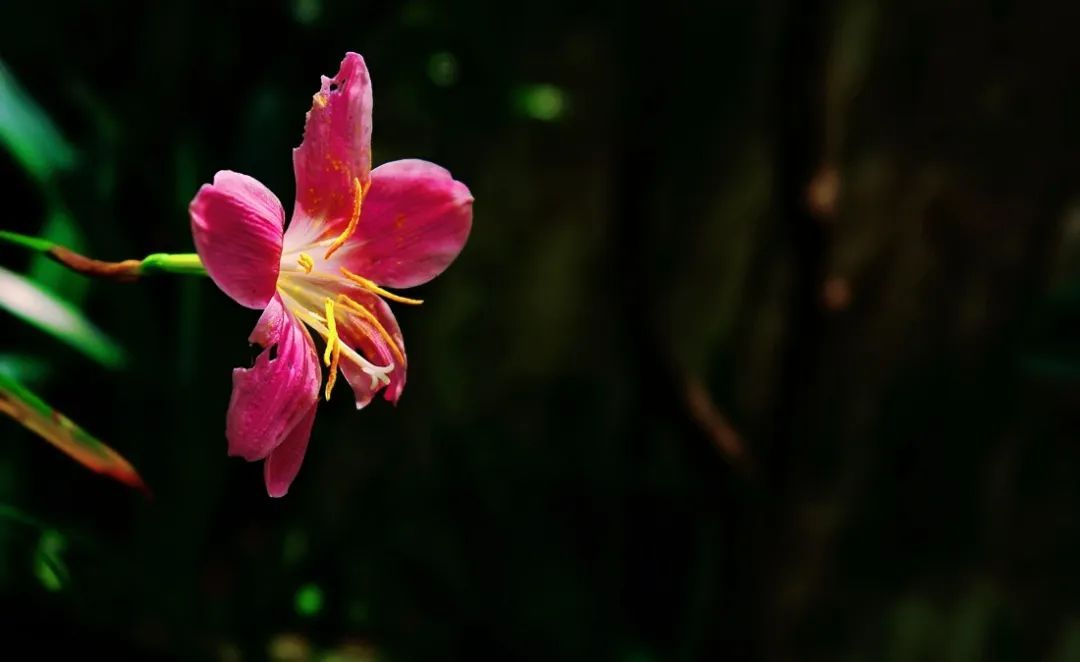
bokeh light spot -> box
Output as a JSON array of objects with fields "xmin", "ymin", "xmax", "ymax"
[
  {"xmin": 428, "ymin": 52, "xmax": 459, "ymax": 87},
  {"xmin": 514, "ymin": 84, "xmax": 567, "ymax": 122},
  {"xmin": 294, "ymin": 582, "xmax": 324, "ymax": 617}
]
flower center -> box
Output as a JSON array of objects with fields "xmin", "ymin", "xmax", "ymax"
[
  {"xmin": 275, "ymin": 279, "xmax": 390, "ymax": 398},
  {"xmin": 273, "ymin": 177, "xmax": 421, "ymax": 401},
  {"xmin": 275, "ymin": 264, "xmax": 416, "ymax": 401}
]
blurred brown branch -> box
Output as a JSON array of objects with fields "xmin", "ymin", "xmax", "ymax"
[
  {"xmin": 46, "ymin": 246, "xmax": 143, "ymax": 282},
  {"xmin": 683, "ymin": 375, "xmax": 753, "ymax": 473}
]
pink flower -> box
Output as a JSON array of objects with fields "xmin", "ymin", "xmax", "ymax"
[{"xmin": 189, "ymin": 53, "xmax": 473, "ymax": 497}]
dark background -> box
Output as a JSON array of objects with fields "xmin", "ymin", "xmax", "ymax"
[{"xmin": 2, "ymin": 0, "xmax": 1080, "ymax": 659}]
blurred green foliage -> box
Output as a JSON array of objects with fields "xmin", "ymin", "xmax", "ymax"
[
  {"xmin": 0, "ymin": 265, "xmax": 124, "ymax": 368},
  {"xmin": 0, "ymin": 60, "xmax": 76, "ymax": 187},
  {"xmin": 33, "ymin": 529, "xmax": 67, "ymax": 593}
]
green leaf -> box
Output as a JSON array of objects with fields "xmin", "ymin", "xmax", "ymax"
[
  {"xmin": 0, "ymin": 59, "xmax": 76, "ymax": 185},
  {"xmin": 0, "ymin": 372, "xmax": 146, "ymax": 491},
  {"xmin": 0, "ymin": 265, "xmax": 124, "ymax": 369}
]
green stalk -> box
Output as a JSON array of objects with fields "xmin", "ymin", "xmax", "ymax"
[
  {"xmin": 0, "ymin": 230, "xmax": 55, "ymax": 252},
  {"xmin": 139, "ymin": 253, "xmax": 206, "ymax": 276}
]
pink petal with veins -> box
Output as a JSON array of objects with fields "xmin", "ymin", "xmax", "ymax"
[
  {"xmin": 263, "ymin": 401, "xmax": 317, "ymax": 497},
  {"xmin": 189, "ymin": 171, "xmax": 285, "ymax": 308},
  {"xmin": 333, "ymin": 159, "xmax": 473, "ymax": 289}
]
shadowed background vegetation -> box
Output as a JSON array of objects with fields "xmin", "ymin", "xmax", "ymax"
[{"xmin": 2, "ymin": 0, "xmax": 1080, "ymax": 659}]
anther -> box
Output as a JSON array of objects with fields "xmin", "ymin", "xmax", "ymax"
[
  {"xmin": 337, "ymin": 295, "xmax": 406, "ymax": 366},
  {"xmin": 324, "ymin": 177, "xmax": 363, "ymax": 260},
  {"xmin": 323, "ymin": 298, "xmax": 338, "ymax": 367},
  {"xmin": 323, "ymin": 298, "xmax": 342, "ymax": 400}
]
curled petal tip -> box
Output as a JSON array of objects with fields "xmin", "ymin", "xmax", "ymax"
[{"xmin": 262, "ymin": 377, "xmax": 319, "ymax": 498}]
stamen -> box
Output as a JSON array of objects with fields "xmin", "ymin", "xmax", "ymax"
[
  {"xmin": 339, "ymin": 267, "xmax": 424, "ymax": 306},
  {"xmin": 297, "ymin": 252, "xmax": 314, "ymax": 273},
  {"xmin": 337, "ymin": 295, "xmax": 406, "ymax": 366},
  {"xmin": 277, "ymin": 289, "xmax": 393, "ymax": 383},
  {"xmin": 323, "ymin": 177, "xmax": 363, "ymax": 260}
]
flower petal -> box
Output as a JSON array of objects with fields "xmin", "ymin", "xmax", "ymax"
[
  {"xmin": 263, "ymin": 401, "xmax": 317, "ymax": 498},
  {"xmin": 337, "ymin": 287, "xmax": 408, "ymax": 407},
  {"xmin": 333, "ymin": 159, "xmax": 473, "ymax": 289},
  {"xmin": 291, "ymin": 52, "xmax": 373, "ymax": 237},
  {"xmin": 226, "ymin": 295, "xmax": 321, "ymax": 461},
  {"xmin": 190, "ymin": 170, "xmax": 285, "ymax": 308}
]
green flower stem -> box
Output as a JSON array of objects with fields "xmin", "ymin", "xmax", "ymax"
[
  {"xmin": 139, "ymin": 253, "xmax": 206, "ymax": 276},
  {"xmin": 0, "ymin": 230, "xmax": 205, "ymax": 280}
]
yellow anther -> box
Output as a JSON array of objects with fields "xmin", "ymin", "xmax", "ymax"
[
  {"xmin": 337, "ymin": 295, "xmax": 406, "ymax": 367},
  {"xmin": 339, "ymin": 267, "xmax": 424, "ymax": 306},
  {"xmin": 324, "ymin": 177, "xmax": 363, "ymax": 260},
  {"xmin": 314, "ymin": 93, "xmax": 328, "ymax": 108},
  {"xmin": 324, "ymin": 341, "xmax": 341, "ymax": 400},
  {"xmin": 322, "ymin": 298, "xmax": 341, "ymax": 400},
  {"xmin": 322, "ymin": 299, "xmax": 338, "ymax": 366},
  {"xmin": 297, "ymin": 252, "xmax": 314, "ymax": 273}
]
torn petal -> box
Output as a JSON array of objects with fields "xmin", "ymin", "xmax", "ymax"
[
  {"xmin": 226, "ymin": 296, "xmax": 321, "ymax": 461},
  {"xmin": 291, "ymin": 52, "xmax": 373, "ymax": 240}
]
